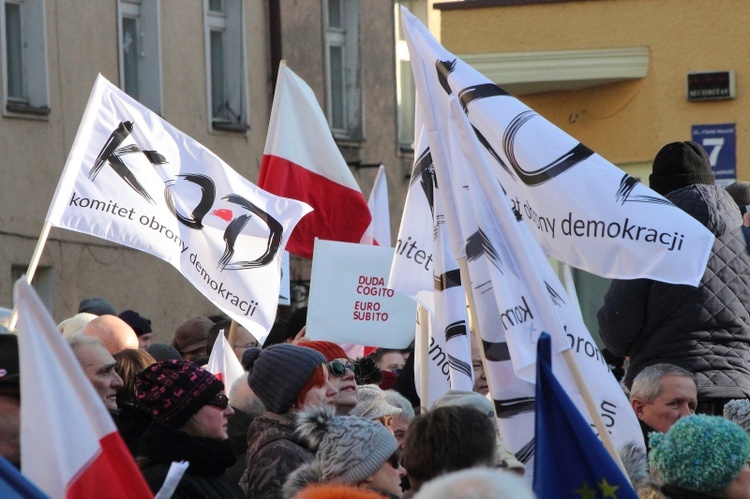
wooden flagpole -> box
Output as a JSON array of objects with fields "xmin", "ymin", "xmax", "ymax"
[
  {"xmin": 457, "ymin": 258, "xmax": 495, "ymax": 395},
  {"xmin": 227, "ymin": 320, "xmax": 239, "ymax": 348},
  {"xmin": 9, "ymin": 221, "xmax": 53, "ymax": 332}
]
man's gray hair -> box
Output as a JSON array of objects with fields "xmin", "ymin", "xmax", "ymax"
[
  {"xmin": 66, "ymin": 334, "xmax": 103, "ymax": 358},
  {"xmin": 414, "ymin": 468, "xmax": 534, "ymax": 499},
  {"xmin": 630, "ymin": 363, "xmax": 693, "ymax": 403}
]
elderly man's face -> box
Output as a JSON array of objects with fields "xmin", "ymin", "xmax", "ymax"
[
  {"xmin": 632, "ymin": 375, "xmax": 697, "ymax": 433},
  {"xmin": 77, "ymin": 343, "xmax": 124, "ymax": 411}
]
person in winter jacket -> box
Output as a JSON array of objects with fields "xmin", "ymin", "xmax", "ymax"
[
  {"xmin": 283, "ymin": 405, "xmax": 405, "ymax": 498},
  {"xmin": 598, "ymin": 141, "xmax": 750, "ymax": 414},
  {"xmin": 240, "ymin": 344, "xmax": 338, "ymax": 499},
  {"xmin": 135, "ymin": 359, "xmax": 243, "ymax": 498}
]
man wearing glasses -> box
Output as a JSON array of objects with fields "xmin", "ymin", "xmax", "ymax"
[{"xmin": 301, "ymin": 340, "xmax": 359, "ymax": 415}]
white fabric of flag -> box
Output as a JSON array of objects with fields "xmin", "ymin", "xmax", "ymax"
[
  {"xmin": 365, "ymin": 165, "xmax": 391, "ymax": 247},
  {"xmin": 400, "ymin": 8, "xmax": 713, "ymax": 287},
  {"xmin": 389, "ymin": 129, "xmax": 436, "ymax": 312},
  {"xmin": 391, "ymin": 129, "xmax": 473, "ymax": 406},
  {"xmin": 441, "ymin": 95, "xmax": 644, "ymax": 477},
  {"xmin": 206, "ymin": 331, "xmax": 245, "ymax": 402},
  {"xmin": 45, "ymin": 75, "xmax": 312, "ymax": 343},
  {"xmin": 14, "ymin": 279, "xmax": 153, "ymax": 499}
]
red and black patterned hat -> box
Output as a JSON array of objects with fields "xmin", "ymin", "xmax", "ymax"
[{"xmin": 136, "ymin": 360, "xmax": 223, "ymax": 428}]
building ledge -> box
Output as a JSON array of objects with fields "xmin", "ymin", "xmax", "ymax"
[{"xmin": 459, "ymin": 46, "xmax": 649, "ymax": 95}]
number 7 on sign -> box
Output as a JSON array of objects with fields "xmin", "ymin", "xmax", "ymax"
[{"xmin": 701, "ymin": 137, "xmax": 724, "ymax": 166}]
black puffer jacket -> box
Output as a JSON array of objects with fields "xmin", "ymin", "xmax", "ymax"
[
  {"xmin": 138, "ymin": 423, "xmax": 243, "ymax": 499},
  {"xmin": 598, "ymin": 184, "xmax": 750, "ymax": 399}
]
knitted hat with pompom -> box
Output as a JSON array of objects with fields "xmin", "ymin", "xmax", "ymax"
[
  {"xmin": 283, "ymin": 405, "xmax": 398, "ymax": 498},
  {"xmin": 649, "ymin": 414, "xmax": 750, "ymax": 493}
]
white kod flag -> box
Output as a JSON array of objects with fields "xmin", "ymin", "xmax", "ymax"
[
  {"xmin": 46, "ymin": 75, "xmax": 312, "ymax": 343},
  {"xmin": 389, "ymin": 128, "xmax": 436, "ymax": 312},
  {"xmin": 443, "ymin": 96, "xmax": 644, "ymax": 475},
  {"xmin": 400, "ymin": 8, "xmax": 713, "ymax": 286}
]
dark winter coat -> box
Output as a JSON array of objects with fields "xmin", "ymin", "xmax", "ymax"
[
  {"xmin": 598, "ymin": 184, "xmax": 750, "ymax": 400},
  {"xmin": 240, "ymin": 411, "xmax": 314, "ymax": 499},
  {"xmin": 138, "ymin": 423, "xmax": 243, "ymax": 499}
]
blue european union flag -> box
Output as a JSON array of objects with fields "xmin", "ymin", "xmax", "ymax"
[
  {"xmin": 0, "ymin": 454, "xmax": 48, "ymax": 499},
  {"xmin": 533, "ymin": 333, "xmax": 637, "ymax": 499}
]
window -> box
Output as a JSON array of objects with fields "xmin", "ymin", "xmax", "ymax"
[
  {"xmin": 1, "ymin": 0, "xmax": 49, "ymax": 116},
  {"xmin": 324, "ymin": 0, "xmax": 362, "ymax": 141},
  {"xmin": 395, "ymin": 3, "xmax": 415, "ymax": 151},
  {"xmin": 118, "ymin": 0, "xmax": 162, "ymax": 114},
  {"xmin": 203, "ymin": 0, "xmax": 248, "ymax": 132}
]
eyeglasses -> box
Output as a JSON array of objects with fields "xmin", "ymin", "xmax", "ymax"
[
  {"xmin": 387, "ymin": 451, "xmax": 401, "ymax": 470},
  {"xmin": 327, "ymin": 360, "xmax": 356, "ymax": 377},
  {"xmin": 206, "ymin": 393, "xmax": 229, "ymax": 410}
]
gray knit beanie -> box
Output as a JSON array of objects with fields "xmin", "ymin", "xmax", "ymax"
[
  {"xmin": 724, "ymin": 399, "xmax": 750, "ymax": 434},
  {"xmin": 350, "ymin": 384, "xmax": 402, "ymax": 420},
  {"xmin": 283, "ymin": 405, "xmax": 398, "ymax": 497},
  {"xmin": 243, "ymin": 344, "xmax": 325, "ymax": 414}
]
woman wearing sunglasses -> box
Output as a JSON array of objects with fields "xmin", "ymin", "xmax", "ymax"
[
  {"xmin": 301, "ymin": 340, "xmax": 359, "ymax": 415},
  {"xmin": 134, "ymin": 359, "xmax": 244, "ymax": 498},
  {"xmin": 284, "ymin": 404, "xmax": 406, "ymax": 498}
]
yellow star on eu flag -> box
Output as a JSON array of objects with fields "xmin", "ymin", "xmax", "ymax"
[
  {"xmin": 574, "ymin": 480, "xmax": 597, "ymax": 499},
  {"xmin": 599, "ymin": 477, "xmax": 620, "ymax": 498}
]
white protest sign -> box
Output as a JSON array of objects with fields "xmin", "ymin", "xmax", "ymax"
[{"xmin": 306, "ymin": 239, "xmax": 415, "ymax": 348}]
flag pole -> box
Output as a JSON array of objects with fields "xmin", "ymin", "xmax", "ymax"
[
  {"xmin": 561, "ymin": 348, "xmax": 629, "ymax": 478},
  {"xmin": 457, "ymin": 258, "xmax": 495, "ymax": 395},
  {"xmin": 8, "ymin": 221, "xmax": 53, "ymax": 331},
  {"xmin": 417, "ymin": 304, "xmax": 430, "ymax": 413},
  {"xmin": 227, "ymin": 320, "xmax": 238, "ymax": 348}
]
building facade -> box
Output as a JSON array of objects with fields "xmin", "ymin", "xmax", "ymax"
[{"xmin": 0, "ymin": 0, "xmax": 410, "ymax": 340}]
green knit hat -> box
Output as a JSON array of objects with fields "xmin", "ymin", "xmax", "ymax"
[{"xmin": 649, "ymin": 414, "xmax": 750, "ymax": 493}]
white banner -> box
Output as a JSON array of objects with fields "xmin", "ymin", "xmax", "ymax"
[
  {"xmin": 306, "ymin": 239, "xmax": 414, "ymax": 348},
  {"xmin": 401, "ymin": 8, "xmax": 713, "ymax": 286},
  {"xmin": 46, "ymin": 75, "xmax": 312, "ymax": 343},
  {"xmin": 442, "ymin": 94, "xmax": 644, "ymax": 478}
]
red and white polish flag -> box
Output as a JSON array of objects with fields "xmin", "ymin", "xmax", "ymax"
[
  {"xmin": 206, "ymin": 331, "xmax": 244, "ymax": 401},
  {"xmin": 259, "ymin": 63, "xmax": 372, "ymax": 260},
  {"xmin": 14, "ymin": 278, "xmax": 153, "ymax": 499}
]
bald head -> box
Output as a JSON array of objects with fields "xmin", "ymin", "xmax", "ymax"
[{"xmin": 82, "ymin": 315, "xmax": 139, "ymax": 354}]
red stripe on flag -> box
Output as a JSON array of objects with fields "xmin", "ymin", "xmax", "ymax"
[
  {"xmin": 260, "ymin": 154, "xmax": 372, "ymax": 259},
  {"xmin": 67, "ymin": 432, "xmax": 153, "ymax": 499}
]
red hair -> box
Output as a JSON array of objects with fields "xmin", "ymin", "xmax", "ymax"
[{"xmin": 296, "ymin": 364, "xmax": 327, "ymax": 408}]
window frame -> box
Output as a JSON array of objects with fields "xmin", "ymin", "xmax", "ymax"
[
  {"xmin": 117, "ymin": 0, "xmax": 163, "ymax": 115},
  {"xmin": 203, "ymin": 0, "xmax": 249, "ymax": 133},
  {"xmin": 1, "ymin": 0, "xmax": 50, "ymax": 118},
  {"xmin": 323, "ymin": 0, "xmax": 362, "ymax": 142}
]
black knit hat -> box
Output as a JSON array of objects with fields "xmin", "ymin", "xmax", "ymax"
[
  {"xmin": 136, "ymin": 360, "xmax": 224, "ymax": 428},
  {"xmin": 649, "ymin": 141, "xmax": 714, "ymax": 196},
  {"xmin": 118, "ymin": 310, "xmax": 152, "ymax": 337},
  {"xmin": 243, "ymin": 344, "xmax": 325, "ymax": 414},
  {"xmin": 726, "ymin": 181, "xmax": 750, "ymax": 213}
]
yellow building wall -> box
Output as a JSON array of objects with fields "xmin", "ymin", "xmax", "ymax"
[{"xmin": 439, "ymin": 0, "xmax": 750, "ymax": 178}]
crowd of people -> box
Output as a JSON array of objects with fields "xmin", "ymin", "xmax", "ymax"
[{"xmin": 3, "ymin": 140, "xmax": 750, "ymax": 498}]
